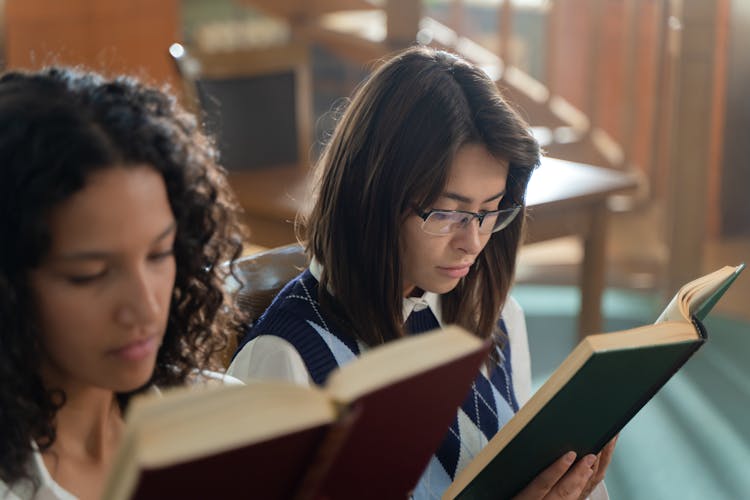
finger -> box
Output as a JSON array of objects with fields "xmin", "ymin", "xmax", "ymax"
[
  {"xmin": 550, "ymin": 454, "xmax": 596, "ymax": 500},
  {"xmin": 591, "ymin": 436, "xmax": 617, "ymax": 485},
  {"xmin": 513, "ymin": 452, "xmax": 577, "ymax": 500},
  {"xmin": 578, "ymin": 456, "xmax": 601, "ymax": 500},
  {"xmin": 579, "ymin": 438, "xmax": 618, "ymax": 500}
]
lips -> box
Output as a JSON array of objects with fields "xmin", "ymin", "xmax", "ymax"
[
  {"xmin": 437, "ymin": 263, "xmax": 472, "ymax": 279},
  {"xmin": 108, "ymin": 336, "xmax": 159, "ymax": 362}
]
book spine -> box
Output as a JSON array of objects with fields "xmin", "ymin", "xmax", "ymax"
[
  {"xmin": 691, "ymin": 316, "xmax": 709, "ymax": 340},
  {"xmin": 293, "ymin": 404, "xmax": 362, "ymax": 500}
]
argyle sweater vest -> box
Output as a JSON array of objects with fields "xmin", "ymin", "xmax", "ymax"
[{"xmin": 235, "ymin": 269, "xmax": 519, "ymax": 500}]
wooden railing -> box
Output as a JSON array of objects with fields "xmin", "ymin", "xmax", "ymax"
[{"xmin": 205, "ymin": 0, "xmax": 732, "ymax": 293}]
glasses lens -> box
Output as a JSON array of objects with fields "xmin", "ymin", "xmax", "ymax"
[
  {"xmin": 420, "ymin": 206, "xmax": 521, "ymax": 235},
  {"xmin": 422, "ymin": 211, "xmax": 468, "ymax": 235},
  {"xmin": 487, "ymin": 206, "xmax": 521, "ymax": 233}
]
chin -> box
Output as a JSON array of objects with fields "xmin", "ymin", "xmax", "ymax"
[
  {"xmin": 423, "ymin": 279, "xmax": 462, "ymax": 295},
  {"xmin": 109, "ymin": 361, "xmax": 158, "ymax": 393}
]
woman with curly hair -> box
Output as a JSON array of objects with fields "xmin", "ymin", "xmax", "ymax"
[{"xmin": 0, "ymin": 67, "xmax": 245, "ymax": 499}]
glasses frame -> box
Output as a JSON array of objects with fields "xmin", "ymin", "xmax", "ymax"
[{"xmin": 414, "ymin": 204, "xmax": 523, "ymax": 235}]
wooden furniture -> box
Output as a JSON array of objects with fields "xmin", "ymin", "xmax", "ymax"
[
  {"xmin": 223, "ymin": 243, "xmax": 306, "ymax": 366},
  {"xmin": 524, "ymin": 157, "xmax": 639, "ymax": 336},
  {"xmin": 232, "ymin": 157, "xmax": 639, "ymax": 338},
  {"xmin": 233, "ymin": 243, "xmax": 307, "ymax": 326},
  {"xmin": 171, "ymin": 43, "xmax": 313, "ymax": 172},
  {"xmin": 4, "ymin": 0, "xmax": 180, "ymax": 88}
]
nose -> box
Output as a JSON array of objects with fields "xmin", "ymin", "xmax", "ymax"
[
  {"xmin": 452, "ymin": 217, "xmax": 484, "ymax": 255},
  {"xmin": 115, "ymin": 266, "xmax": 162, "ymax": 327}
]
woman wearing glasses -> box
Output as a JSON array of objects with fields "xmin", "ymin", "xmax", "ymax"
[{"xmin": 229, "ymin": 46, "xmax": 613, "ymax": 499}]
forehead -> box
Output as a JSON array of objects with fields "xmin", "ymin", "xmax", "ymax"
[
  {"xmin": 443, "ymin": 143, "xmax": 509, "ymax": 196},
  {"xmin": 45, "ymin": 165, "xmax": 173, "ymax": 253}
]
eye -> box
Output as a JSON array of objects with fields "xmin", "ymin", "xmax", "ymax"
[
  {"xmin": 430, "ymin": 211, "xmax": 454, "ymax": 222},
  {"xmin": 148, "ymin": 249, "xmax": 174, "ymax": 262},
  {"xmin": 456, "ymin": 213, "xmax": 473, "ymax": 225},
  {"xmin": 67, "ymin": 269, "xmax": 108, "ymax": 285}
]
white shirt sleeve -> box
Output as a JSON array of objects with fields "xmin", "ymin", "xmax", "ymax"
[
  {"xmin": 190, "ymin": 369, "xmax": 244, "ymax": 387},
  {"xmin": 503, "ymin": 295, "xmax": 532, "ymax": 407},
  {"xmin": 0, "ymin": 481, "xmax": 22, "ymax": 500},
  {"xmin": 227, "ymin": 336, "xmax": 312, "ymax": 386}
]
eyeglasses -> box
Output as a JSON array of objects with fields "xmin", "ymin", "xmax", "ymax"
[{"xmin": 415, "ymin": 204, "xmax": 522, "ymax": 235}]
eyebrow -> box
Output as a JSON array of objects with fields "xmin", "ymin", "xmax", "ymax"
[
  {"xmin": 441, "ymin": 190, "xmax": 506, "ymax": 204},
  {"xmin": 58, "ymin": 221, "xmax": 177, "ymax": 261}
]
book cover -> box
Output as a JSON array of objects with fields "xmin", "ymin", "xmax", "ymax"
[
  {"xmin": 102, "ymin": 327, "xmax": 491, "ymax": 500},
  {"xmin": 312, "ymin": 339, "xmax": 492, "ymax": 499},
  {"xmin": 445, "ymin": 265, "xmax": 743, "ymax": 500}
]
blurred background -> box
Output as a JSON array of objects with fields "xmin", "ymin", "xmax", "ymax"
[{"xmin": 2, "ymin": 1, "xmax": 748, "ymax": 497}]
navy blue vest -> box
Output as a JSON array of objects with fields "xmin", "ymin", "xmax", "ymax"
[{"xmin": 235, "ymin": 269, "xmax": 519, "ymax": 493}]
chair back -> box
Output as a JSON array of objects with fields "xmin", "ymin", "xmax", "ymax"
[
  {"xmin": 231, "ymin": 243, "xmax": 307, "ymax": 326},
  {"xmin": 221, "ymin": 243, "xmax": 306, "ymax": 368}
]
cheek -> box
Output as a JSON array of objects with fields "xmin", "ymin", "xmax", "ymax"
[
  {"xmin": 161, "ymin": 260, "xmax": 177, "ymax": 317},
  {"xmin": 401, "ymin": 221, "xmax": 444, "ymax": 273},
  {"xmin": 35, "ymin": 285, "xmax": 110, "ymax": 364},
  {"xmin": 159, "ymin": 259, "xmax": 177, "ymax": 301}
]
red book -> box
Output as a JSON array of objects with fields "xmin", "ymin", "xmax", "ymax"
[{"xmin": 102, "ymin": 326, "xmax": 492, "ymax": 500}]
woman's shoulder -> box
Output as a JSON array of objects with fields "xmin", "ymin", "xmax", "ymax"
[
  {"xmin": 148, "ymin": 369, "xmax": 244, "ymax": 397},
  {"xmin": 0, "ymin": 444, "xmax": 77, "ymax": 500},
  {"xmin": 0, "ymin": 478, "xmax": 23, "ymax": 500},
  {"xmin": 502, "ymin": 294, "xmax": 525, "ymax": 321},
  {"xmin": 251, "ymin": 269, "xmax": 328, "ymax": 334}
]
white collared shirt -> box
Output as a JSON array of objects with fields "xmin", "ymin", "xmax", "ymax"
[{"xmin": 0, "ymin": 371, "xmax": 241, "ymax": 500}]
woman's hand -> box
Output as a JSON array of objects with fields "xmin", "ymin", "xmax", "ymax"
[
  {"xmin": 578, "ymin": 435, "xmax": 617, "ymax": 500},
  {"xmin": 513, "ymin": 436, "xmax": 618, "ymax": 500}
]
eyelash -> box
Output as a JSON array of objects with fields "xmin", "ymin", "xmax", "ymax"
[
  {"xmin": 67, "ymin": 271, "xmax": 107, "ymax": 285},
  {"xmin": 66, "ymin": 249, "xmax": 174, "ymax": 285},
  {"xmin": 149, "ymin": 249, "xmax": 175, "ymax": 261}
]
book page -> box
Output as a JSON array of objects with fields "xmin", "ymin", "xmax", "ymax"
[
  {"xmin": 655, "ymin": 264, "xmax": 744, "ymax": 324},
  {"xmin": 655, "ymin": 294, "xmax": 682, "ymax": 323}
]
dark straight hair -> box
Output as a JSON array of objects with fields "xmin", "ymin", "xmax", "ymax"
[{"xmin": 303, "ymin": 45, "xmax": 540, "ymax": 347}]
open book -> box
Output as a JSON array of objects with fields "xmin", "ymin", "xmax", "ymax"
[
  {"xmin": 444, "ymin": 264, "xmax": 745, "ymax": 500},
  {"xmin": 102, "ymin": 326, "xmax": 491, "ymax": 500}
]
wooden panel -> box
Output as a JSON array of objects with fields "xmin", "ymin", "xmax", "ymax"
[
  {"xmin": 628, "ymin": 0, "xmax": 661, "ymax": 177},
  {"xmin": 4, "ymin": 0, "xmax": 180, "ymax": 87},
  {"xmin": 549, "ymin": 0, "xmax": 592, "ymax": 114},
  {"xmin": 236, "ymin": 0, "xmax": 376, "ymax": 20},
  {"xmin": 664, "ymin": 0, "xmax": 724, "ymax": 292},
  {"xmin": 385, "ymin": 0, "xmax": 421, "ymax": 48},
  {"xmin": 717, "ymin": 0, "xmax": 749, "ymax": 237},
  {"xmin": 595, "ymin": 0, "xmax": 627, "ymax": 142}
]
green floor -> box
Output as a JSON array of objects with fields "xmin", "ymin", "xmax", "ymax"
[{"xmin": 513, "ymin": 284, "xmax": 750, "ymax": 500}]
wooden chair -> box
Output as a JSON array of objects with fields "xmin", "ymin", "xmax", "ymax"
[
  {"xmin": 232, "ymin": 243, "xmax": 308, "ymax": 324},
  {"xmin": 222, "ymin": 243, "xmax": 308, "ymax": 367}
]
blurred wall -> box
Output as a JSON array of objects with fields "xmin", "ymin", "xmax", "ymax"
[
  {"xmin": 4, "ymin": 0, "xmax": 180, "ymax": 88},
  {"xmin": 720, "ymin": 0, "xmax": 750, "ymax": 237}
]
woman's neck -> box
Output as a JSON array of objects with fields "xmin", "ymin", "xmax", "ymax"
[
  {"xmin": 41, "ymin": 386, "xmax": 124, "ymax": 500},
  {"xmin": 52, "ymin": 386, "xmax": 122, "ymax": 459}
]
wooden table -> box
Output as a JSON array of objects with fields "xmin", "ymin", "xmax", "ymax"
[
  {"xmin": 230, "ymin": 156, "xmax": 639, "ymax": 337},
  {"xmin": 524, "ymin": 157, "xmax": 639, "ymax": 337}
]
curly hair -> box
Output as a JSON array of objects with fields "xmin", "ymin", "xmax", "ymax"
[{"xmin": 0, "ymin": 67, "xmax": 245, "ymax": 485}]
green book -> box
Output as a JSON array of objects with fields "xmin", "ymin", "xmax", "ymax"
[{"xmin": 444, "ymin": 264, "xmax": 745, "ymax": 500}]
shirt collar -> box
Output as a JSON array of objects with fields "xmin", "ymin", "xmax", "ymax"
[
  {"xmin": 403, "ymin": 290, "xmax": 443, "ymax": 327},
  {"xmin": 310, "ymin": 259, "xmax": 443, "ymax": 327}
]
